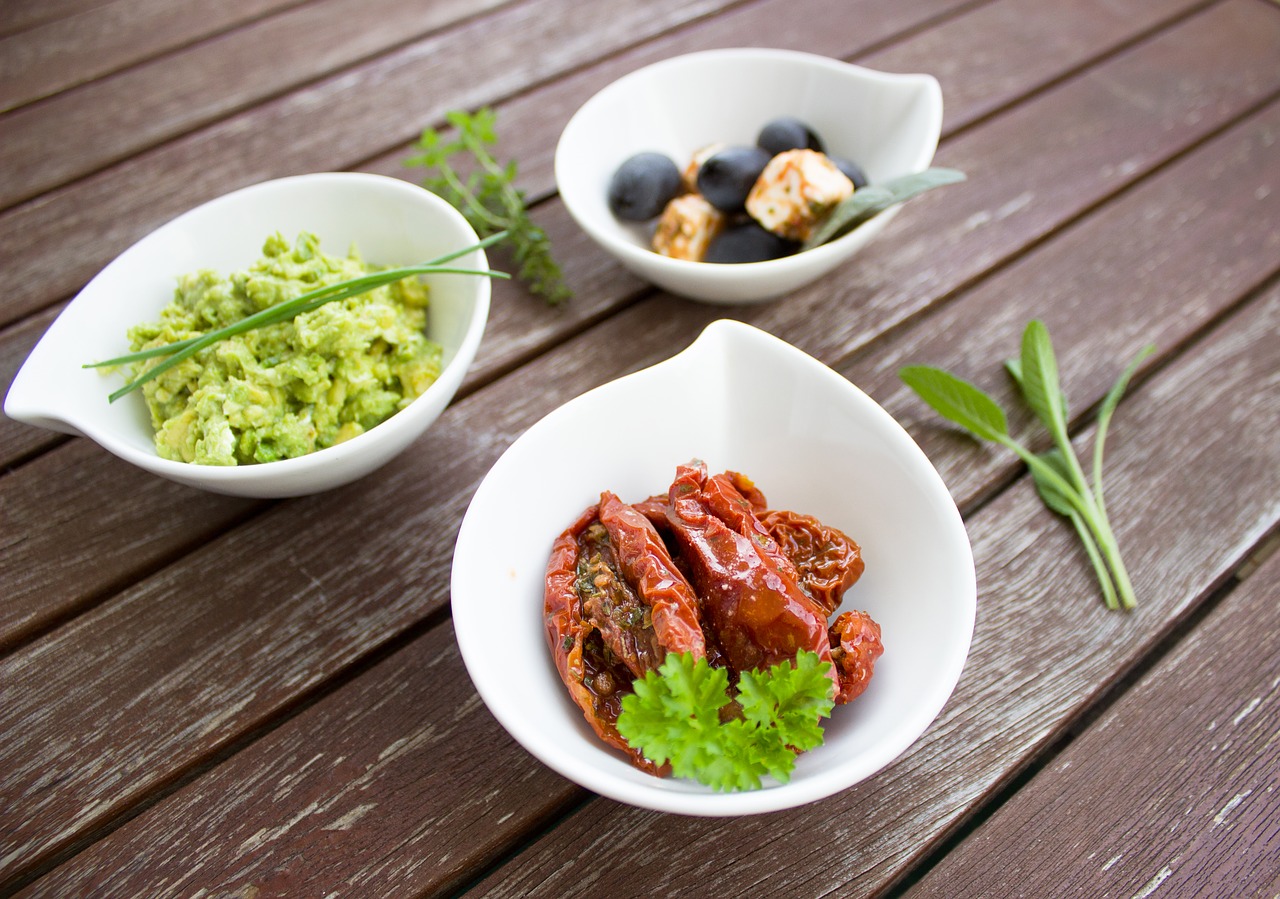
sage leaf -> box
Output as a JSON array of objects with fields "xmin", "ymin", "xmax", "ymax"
[
  {"xmin": 1092, "ymin": 343, "xmax": 1155, "ymax": 510},
  {"xmin": 801, "ymin": 187, "xmax": 894, "ymax": 250},
  {"xmin": 802, "ymin": 167, "xmax": 967, "ymax": 250},
  {"xmin": 899, "ymin": 365, "xmax": 1009, "ymax": 443},
  {"xmin": 1028, "ymin": 448, "xmax": 1075, "ymax": 516},
  {"xmin": 1018, "ymin": 319, "xmax": 1070, "ymax": 436}
]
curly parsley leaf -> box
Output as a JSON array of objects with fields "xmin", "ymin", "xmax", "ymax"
[
  {"xmin": 404, "ymin": 107, "xmax": 571, "ymax": 305},
  {"xmin": 617, "ymin": 651, "xmax": 834, "ymax": 791}
]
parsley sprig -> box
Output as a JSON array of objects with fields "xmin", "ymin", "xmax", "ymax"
[
  {"xmin": 900, "ymin": 320, "xmax": 1153, "ymax": 610},
  {"xmin": 617, "ymin": 651, "xmax": 835, "ymax": 791},
  {"xmin": 405, "ymin": 108, "xmax": 571, "ymax": 305}
]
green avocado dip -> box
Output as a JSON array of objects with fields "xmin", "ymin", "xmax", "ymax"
[{"xmin": 125, "ymin": 232, "xmax": 443, "ymax": 466}]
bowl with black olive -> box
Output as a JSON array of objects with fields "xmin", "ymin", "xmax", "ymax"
[{"xmin": 554, "ymin": 48, "xmax": 944, "ymax": 304}]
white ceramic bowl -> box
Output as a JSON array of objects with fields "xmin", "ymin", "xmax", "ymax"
[
  {"xmin": 4, "ymin": 172, "xmax": 491, "ymax": 497},
  {"xmin": 555, "ymin": 48, "xmax": 943, "ymax": 304},
  {"xmin": 452, "ymin": 320, "xmax": 975, "ymax": 815}
]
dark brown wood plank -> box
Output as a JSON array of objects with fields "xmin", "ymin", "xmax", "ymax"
[
  {"xmin": 0, "ymin": 0, "xmax": 1040, "ymax": 470},
  {"xmin": 361, "ymin": 0, "xmax": 1210, "ymax": 224},
  {"xmin": 23, "ymin": 210, "xmax": 1280, "ymax": 899},
  {"xmin": 458, "ymin": 240, "xmax": 1280, "ymax": 899},
  {"xmin": 0, "ymin": 309, "xmax": 61, "ymax": 465},
  {"xmin": 0, "ymin": 0, "xmax": 307, "ymax": 112},
  {"xmin": 0, "ymin": 1, "xmax": 108, "ymax": 38},
  {"xmin": 11, "ymin": 67, "xmax": 1280, "ymax": 899},
  {"xmin": 903, "ymin": 547, "xmax": 1280, "ymax": 898},
  {"xmin": 0, "ymin": 0, "xmax": 516, "ymax": 210},
  {"xmin": 15, "ymin": 621, "xmax": 581, "ymax": 898},
  {"xmin": 0, "ymin": 445, "xmax": 259, "ymax": 652},
  {"xmin": 741, "ymin": 0, "xmax": 1280, "ymax": 368},
  {"xmin": 0, "ymin": 0, "xmax": 1264, "ymax": 655}
]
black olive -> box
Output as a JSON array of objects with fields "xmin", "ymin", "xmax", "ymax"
[
  {"xmin": 704, "ymin": 222, "xmax": 800, "ymax": 264},
  {"xmin": 757, "ymin": 117, "xmax": 824, "ymax": 155},
  {"xmin": 607, "ymin": 152, "xmax": 682, "ymax": 221},
  {"xmin": 829, "ymin": 155, "xmax": 869, "ymax": 189},
  {"xmin": 695, "ymin": 146, "xmax": 771, "ymax": 214}
]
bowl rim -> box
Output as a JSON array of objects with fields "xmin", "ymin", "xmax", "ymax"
[
  {"xmin": 451, "ymin": 319, "xmax": 976, "ymax": 815},
  {"xmin": 4, "ymin": 171, "xmax": 492, "ymax": 488},
  {"xmin": 554, "ymin": 47, "xmax": 943, "ymax": 279}
]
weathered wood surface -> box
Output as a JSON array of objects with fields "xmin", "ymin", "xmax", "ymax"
[
  {"xmin": 3, "ymin": 0, "xmax": 1273, "ymax": 635},
  {"xmin": 0, "ymin": 0, "xmax": 304, "ymax": 111},
  {"xmin": 2, "ymin": 0, "xmax": 1278, "ymax": 895},
  {"xmin": 0, "ymin": 0, "xmax": 519, "ymax": 209},
  {"xmin": 0, "ymin": 0, "xmax": 1213, "ymax": 471},
  {"xmin": 903, "ymin": 544, "xmax": 1280, "ymax": 898},
  {"xmin": 27, "ymin": 194, "xmax": 1278, "ymax": 898},
  {"xmin": 460, "ymin": 121, "xmax": 1280, "ymax": 899}
]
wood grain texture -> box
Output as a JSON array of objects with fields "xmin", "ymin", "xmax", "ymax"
[
  {"xmin": 0, "ymin": 0, "xmax": 739, "ymax": 327},
  {"xmin": 0, "ymin": 0, "xmax": 516, "ymax": 210},
  {"xmin": 737, "ymin": 0, "xmax": 1280, "ymax": 369},
  {"xmin": 0, "ymin": 0, "xmax": 306, "ymax": 112},
  {"xmin": 903, "ymin": 543, "xmax": 1280, "ymax": 898},
  {"xmin": 2, "ymin": 8, "xmax": 1269, "ymax": 870},
  {"xmin": 2, "ymin": 0, "xmax": 1241, "ymax": 630},
  {"xmin": 15, "ymin": 81, "xmax": 1280, "ymax": 899},
  {"xmin": 3, "ymin": 0, "xmax": 1279, "ymax": 893},
  {"xmin": 0, "ymin": 307, "xmax": 61, "ymax": 466},
  {"xmin": 825, "ymin": 95, "xmax": 1280, "ymax": 512},
  {"xmin": 0, "ymin": 1, "xmax": 111, "ymax": 39},
  {"xmin": 17, "ymin": 622, "xmax": 586, "ymax": 898},
  {"xmin": 0, "ymin": 443, "xmax": 259, "ymax": 651},
  {"xmin": 459, "ymin": 243, "xmax": 1280, "ymax": 899}
]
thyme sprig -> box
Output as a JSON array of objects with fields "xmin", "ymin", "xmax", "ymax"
[
  {"xmin": 405, "ymin": 108, "xmax": 571, "ymax": 305},
  {"xmin": 86, "ymin": 232, "xmax": 510, "ymax": 402}
]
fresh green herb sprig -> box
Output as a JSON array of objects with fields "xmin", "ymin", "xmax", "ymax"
[
  {"xmin": 405, "ymin": 108, "xmax": 571, "ymax": 305},
  {"xmin": 86, "ymin": 232, "xmax": 509, "ymax": 402},
  {"xmin": 802, "ymin": 167, "xmax": 967, "ymax": 251},
  {"xmin": 617, "ymin": 650, "xmax": 835, "ymax": 791},
  {"xmin": 900, "ymin": 320, "xmax": 1153, "ymax": 611}
]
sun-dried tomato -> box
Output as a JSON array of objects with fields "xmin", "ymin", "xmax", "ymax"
[
  {"xmin": 829, "ymin": 610, "xmax": 883, "ymax": 703},
  {"xmin": 761, "ymin": 509, "xmax": 865, "ymax": 616},
  {"xmin": 544, "ymin": 494, "xmax": 705, "ymax": 774},
  {"xmin": 545, "ymin": 461, "xmax": 884, "ymax": 774},
  {"xmin": 663, "ymin": 461, "xmax": 837, "ymax": 683}
]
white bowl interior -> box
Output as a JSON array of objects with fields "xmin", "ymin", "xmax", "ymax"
[
  {"xmin": 555, "ymin": 49, "xmax": 942, "ymax": 303},
  {"xmin": 451, "ymin": 320, "xmax": 975, "ymax": 815},
  {"xmin": 5, "ymin": 172, "xmax": 491, "ymax": 496}
]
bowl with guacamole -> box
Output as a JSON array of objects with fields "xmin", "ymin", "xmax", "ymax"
[{"xmin": 4, "ymin": 172, "xmax": 493, "ymax": 497}]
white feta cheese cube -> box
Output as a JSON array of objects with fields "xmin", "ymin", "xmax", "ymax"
[
  {"xmin": 651, "ymin": 193, "xmax": 725, "ymax": 261},
  {"xmin": 746, "ymin": 149, "xmax": 854, "ymax": 242}
]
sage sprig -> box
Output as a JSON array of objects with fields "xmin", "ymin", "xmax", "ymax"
[
  {"xmin": 86, "ymin": 231, "xmax": 510, "ymax": 403},
  {"xmin": 802, "ymin": 167, "xmax": 967, "ymax": 251},
  {"xmin": 900, "ymin": 320, "xmax": 1153, "ymax": 610}
]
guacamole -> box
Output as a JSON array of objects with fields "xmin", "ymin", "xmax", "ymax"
[{"xmin": 127, "ymin": 232, "xmax": 442, "ymax": 466}]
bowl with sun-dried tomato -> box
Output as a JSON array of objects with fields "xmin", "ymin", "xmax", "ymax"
[{"xmin": 451, "ymin": 319, "xmax": 975, "ymax": 815}]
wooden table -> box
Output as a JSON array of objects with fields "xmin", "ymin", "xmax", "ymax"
[{"xmin": 2, "ymin": 0, "xmax": 1278, "ymax": 895}]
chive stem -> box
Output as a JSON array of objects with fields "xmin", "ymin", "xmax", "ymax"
[{"xmin": 88, "ymin": 232, "xmax": 509, "ymax": 402}]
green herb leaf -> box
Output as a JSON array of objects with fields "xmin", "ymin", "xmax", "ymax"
[
  {"xmin": 900, "ymin": 323, "xmax": 1151, "ymax": 612},
  {"xmin": 1093, "ymin": 343, "xmax": 1155, "ymax": 509},
  {"xmin": 1017, "ymin": 320, "xmax": 1070, "ymax": 443},
  {"xmin": 898, "ymin": 365, "xmax": 1009, "ymax": 443},
  {"xmin": 617, "ymin": 651, "xmax": 834, "ymax": 791},
  {"xmin": 802, "ymin": 167, "xmax": 967, "ymax": 251},
  {"xmin": 405, "ymin": 107, "xmax": 572, "ymax": 304}
]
